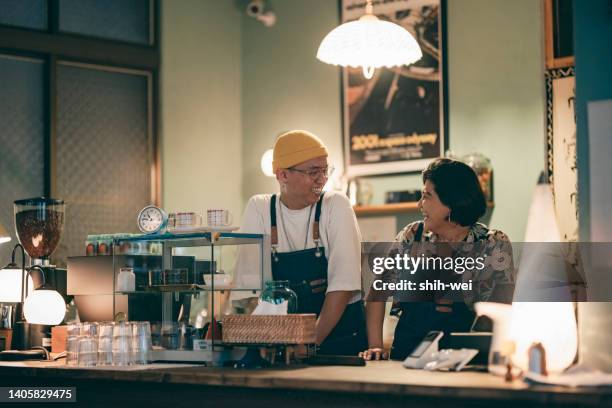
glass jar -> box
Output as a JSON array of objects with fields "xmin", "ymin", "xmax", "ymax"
[
  {"xmin": 97, "ymin": 235, "xmax": 112, "ymax": 256},
  {"xmin": 259, "ymin": 280, "xmax": 298, "ymax": 313},
  {"xmin": 462, "ymin": 152, "xmax": 493, "ymax": 202},
  {"xmin": 85, "ymin": 235, "xmax": 98, "ymax": 256},
  {"xmin": 117, "ymin": 267, "xmax": 136, "ymax": 292}
]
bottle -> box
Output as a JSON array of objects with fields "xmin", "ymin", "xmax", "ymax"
[
  {"xmin": 117, "ymin": 267, "xmax": 136, "ymax": 292},
  {"xmin": 259, "ymin": 280, "xmax": 298, "ymax": 313}
]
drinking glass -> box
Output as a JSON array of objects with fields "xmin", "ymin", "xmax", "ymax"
[
  {"xmin": 77, "ymin": 335, "xmax": 97, "ymax": 367},
  {"xmin": 112, "ymin": 322, "xmax": 133, "ymax": 366},
  {"xmin": 65, "ymin": 323, "xmax": 82, "ymax": 366},
  {"xmin": 161, "ymin": 322, "xmax": 179, "ymax": 350},
  {"xmin": 132, "ymin": 321, "xmax": 152, "ymax": 364},
  {"xmin": 97, "ymin": 322, "xmax": 114, "ymax": 366}
]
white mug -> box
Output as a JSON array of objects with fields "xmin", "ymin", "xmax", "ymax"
[
  {"xmin": 207, "ymin": 209, "xmax": 233, "ymax": 227},
  {"xmin": 172, "ymin": 212, "xmax": 202, "ymax": 229}
]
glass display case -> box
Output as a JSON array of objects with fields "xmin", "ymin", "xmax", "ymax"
[{"xmin": 111, "ymin": 231, "xmax": 264, "ymax": 364}]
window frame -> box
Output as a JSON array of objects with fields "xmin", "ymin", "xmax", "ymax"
[{"xmin": 0, "ymin": 0, "xmax": 161, "ymax": 205}]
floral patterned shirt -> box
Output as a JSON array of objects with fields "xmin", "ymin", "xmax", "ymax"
[{"xmin": 394, "ymin": 221, "xmax": 516, "ymax": 307}]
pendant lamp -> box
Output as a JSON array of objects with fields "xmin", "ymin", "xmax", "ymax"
[{"xmin": 317, "ymin": 0, "xmax": 422, "ymax": 79}]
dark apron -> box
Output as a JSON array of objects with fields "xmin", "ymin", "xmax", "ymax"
[
  {"xmin": 390, "ymin": 223, "xmax": 476, "ymax": 361},
  {"xmin": 270, "ymin": 194, "xmax": 367, "ymax": 356}
]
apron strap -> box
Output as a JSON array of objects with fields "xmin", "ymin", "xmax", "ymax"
[
  {"xmin": 414, "ymin": 221, "xmax": 424, "ymax": 242},
  {"xmin": 313, "ymin": 193, "xmax": 324, "ymax": 241},
  {"xmin": 270, "ymin": 194, "xmax": 278, "ymax": 246},
  {"xmin": 271, "ymin": 193, "xmax": 325, "ymax": 245}
]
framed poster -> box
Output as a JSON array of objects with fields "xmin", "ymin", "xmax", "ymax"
[
  {"xmin": 544, "ymin": 0, "xmax": 574, "ymax": 69},
  {"xmin": 342, "ymin": 0, "xmax": 446, "ymax": 177},
  {"xmin": 546, "ymin": 66, "xmax": 578, "ymax": 241}
]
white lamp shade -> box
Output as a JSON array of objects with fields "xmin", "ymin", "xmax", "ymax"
[
  {"xmin": 510, "ymin": 302, "xmax": 578, "ymax": 374},
  {"xmin": 0, "ymin": 268, "xmax": 33, "ymax": 303},
  {"xmin": 23, "ymin": 289, "xmax": 66, "ymax": 325},
  {"xmin": 476, "ymin": 301, "xmax": 578, "ymax": 375},
  {"xmin": 260, "ymin": 149, "xmax": 274, "ymax": 177},
  {"xmin": 317, "ymin": 16, "xmax": 422, "ymax": 75}
]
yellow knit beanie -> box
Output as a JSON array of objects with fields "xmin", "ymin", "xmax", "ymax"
[{"xmin": 272, "ymin": 130, "xmax": 329, "ymax": 172}]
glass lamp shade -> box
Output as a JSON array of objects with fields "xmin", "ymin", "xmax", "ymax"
[
  {"xmin": 260, "ymin": 149, "xmax": 274, "ymax": 177},
  {"xmin": 0, "ymin": 267, "xmax": 33, "ymax": 303},
  {"xmin": 510, "ymin": 302, "xmax": 578, "ymax": 374},
  {"xmin": 23, "ymin": 289, "xmax": 66, "ymax": 325},
  {"xmin": 317, "ymin": 14, "xmax": 422, "ymax": 79}
]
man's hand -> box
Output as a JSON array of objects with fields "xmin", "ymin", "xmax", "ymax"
[{"xmin": 359, "ymin": 347, "xmax": 389, "ymax": 360}]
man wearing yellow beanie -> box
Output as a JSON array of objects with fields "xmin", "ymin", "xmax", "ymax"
[{"xmin": 236, "ymin": 130, "xmax": 366, "ymax": 356}]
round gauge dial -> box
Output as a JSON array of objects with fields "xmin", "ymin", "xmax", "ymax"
[{"xmin": 137, "ymin": 205, "xmax": 167, "ymax": 234}]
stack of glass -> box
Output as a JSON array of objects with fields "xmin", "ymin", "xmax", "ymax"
[{"xmin": 65, "ymin": 321, "xmax": 151, "ymax": 367}]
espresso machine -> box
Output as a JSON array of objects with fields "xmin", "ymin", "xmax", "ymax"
[{"xmin": 12, "ymin": 197, "xmax": 67, "ymax": 350}]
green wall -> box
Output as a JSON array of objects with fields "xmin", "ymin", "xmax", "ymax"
[
  {"xmin": 241, "ymin": 0, "xmax": 343, "ymax": 202},
  {"xmin": 161, "ymin": 0, "xmax": 243, "ymax": 220},
  {"xmin": 240, "ymin": 0, "xmax": 545, "ymax": 242}
]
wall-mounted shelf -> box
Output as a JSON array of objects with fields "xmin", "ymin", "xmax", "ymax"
[{"xmin": 354, "ymin": 202, "xmax": 495, "ymax": 216}]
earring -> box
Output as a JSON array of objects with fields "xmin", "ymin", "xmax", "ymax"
[{"xmin": 447, "ymin": 209, "xmax": 452, "ymax": 223}]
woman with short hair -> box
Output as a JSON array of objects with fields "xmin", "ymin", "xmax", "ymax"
[{"xmin": 361, "ymin": 158, "xmax": 515, "ymax": 361}]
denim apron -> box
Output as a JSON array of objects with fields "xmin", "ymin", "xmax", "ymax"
[
  {"xmin": 390, "ymin": 222, "xmax": 476, "ymax": 360},
  {"xmin": 270, "ymin": 193, "xmax": 367, "ymax": 355}
]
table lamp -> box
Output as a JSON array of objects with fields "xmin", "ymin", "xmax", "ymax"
[
  {"xmin": 0, "ymin": 244, "xmax": 33, "ymax": 303},
  {"xmin": 1, "ymin": 244, "xmax": 65, "ymax": 349}
]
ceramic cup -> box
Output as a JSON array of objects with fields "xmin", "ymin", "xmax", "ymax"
[
  {"xmin": 207, "ymin": 209, "xmax": 232, "ymax": 227},
  {"xmin": 172, "ymin": 212, "xmax": 202, "ymax": 229}
]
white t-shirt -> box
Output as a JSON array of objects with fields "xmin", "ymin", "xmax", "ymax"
[{"xmin": 235, "ymin": 191, "xmax": 362, "ymax": 304}]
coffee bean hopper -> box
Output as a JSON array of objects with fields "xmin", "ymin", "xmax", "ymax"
[
  {"xmin": 14, "ymin": 198, "xmax": 65, "ymax": 266},
  {"xmin": 11, "ymin": 198, "xmax": 66, "ymax": 350}
]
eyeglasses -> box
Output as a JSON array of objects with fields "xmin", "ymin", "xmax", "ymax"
[{"xmin": 287, "ymin": 166, "xmax": 335, "ymax": 179}]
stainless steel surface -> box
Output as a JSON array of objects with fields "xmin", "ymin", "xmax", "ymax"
[
  {"xmin": 67, "ymin": 256, "xmax": 115, "ymax": 295},
  {"xmin": 150, "ymin": 348, "xmax": 246, "ymax": 365}
]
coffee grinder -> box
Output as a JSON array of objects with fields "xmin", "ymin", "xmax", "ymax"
[{"xmin": 12, "ymin": 197, "xmax": 66, "ymax": 350}]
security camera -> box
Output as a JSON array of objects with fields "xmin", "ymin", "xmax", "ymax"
[
  {"xmin": 257, "ymin": 11, "xmax": 276, "ymax": 27},
  {"xmin": 246, "ymin": 0, "xmax": 276, "ymax": 27},
  {"xmin": 247, "ymin": 0, "xmax": 264, "ymax": 17}
]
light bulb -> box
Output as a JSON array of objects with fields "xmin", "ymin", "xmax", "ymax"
[
  {"xmin": 260, "ymin": 149, "xmax": 274, "ymax": 177},
  {"xmin": 24, "ymin": 289, "xmax": 66, "ymax": 325}
]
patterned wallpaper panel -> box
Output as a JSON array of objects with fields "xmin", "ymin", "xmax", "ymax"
[
  {"xmin": 59, "ymin": 0, "xmax": 150, "ymax": 44},
  {"xmin": 0, "ymin": 54, "xmax": 45, "ymax": 265},
  {"xmin": 0, "ymin": 0, "xmax": 47, "ymax": 30},
  {"xmin": 55, "ymin": 63, "xmax": 151, "ymax": 265}
]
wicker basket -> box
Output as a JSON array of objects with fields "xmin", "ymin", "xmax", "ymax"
[{"xmin": 222, "ymin": 314, "xmax": 316, "ymax": 344}]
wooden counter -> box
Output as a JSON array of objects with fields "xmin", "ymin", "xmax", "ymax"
[{"xmin": 0, "ymin": 360, "xmax": 610, "ymax": 407}]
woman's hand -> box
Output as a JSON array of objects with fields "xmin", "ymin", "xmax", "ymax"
[{"xmin": 359, "ymin": 347, "xmax": 388, "ymax": 361}]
